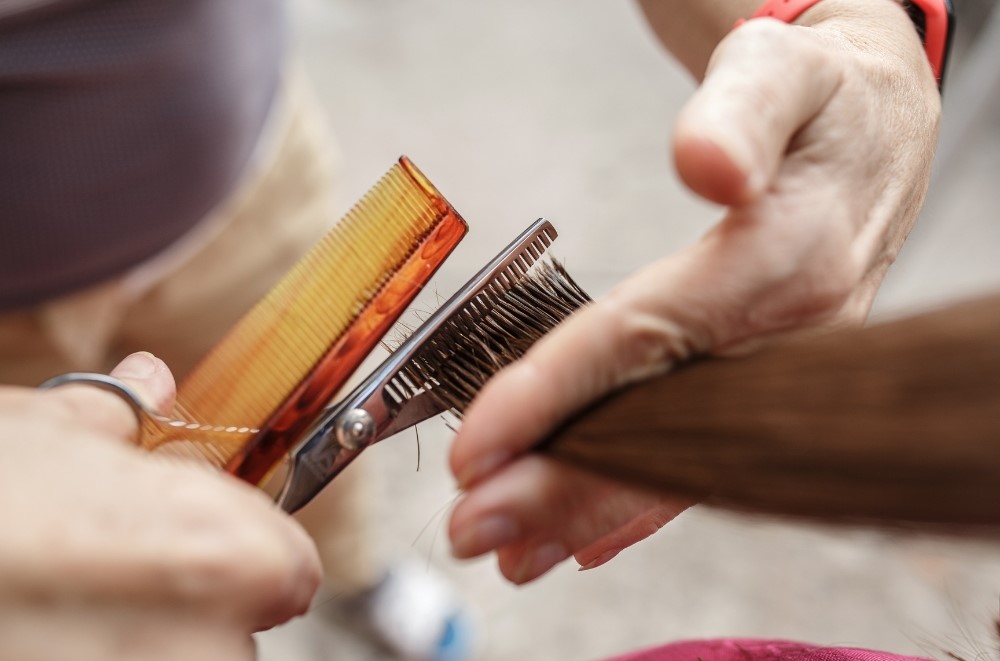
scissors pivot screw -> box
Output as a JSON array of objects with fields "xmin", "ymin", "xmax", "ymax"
[{"xmin": 335, "ymin": 409, "xmax": 375, "ymax": 450}]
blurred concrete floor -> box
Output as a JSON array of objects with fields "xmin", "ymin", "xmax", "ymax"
[{"xmin": 258, "ymin": 1, "xmax": 1000, "ymax": 659}]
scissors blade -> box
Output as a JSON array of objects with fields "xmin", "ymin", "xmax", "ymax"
[
  {"xmin": 375, "ymin": 389, "xmax": 448, "ymax": 441},
  {"xmin": 275, "ymin": 390, "xmax": 447, "ymax": 514},
  {"xmin": 275, "ymin": 444, "xmax": 360, "ymax": 514}
]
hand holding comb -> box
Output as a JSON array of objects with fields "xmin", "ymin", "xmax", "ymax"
[{"xmin": 41, "ymin": 157, "xmax": 469, "ymax": 504}]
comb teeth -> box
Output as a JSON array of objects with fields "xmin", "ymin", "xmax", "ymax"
[
  {"xmin": 145, "ymin": 157, "xmax": 467, "ymax": 473},
  {"xmin": 491, "ymin": 226, "xmax": 555, "ymax": 290},
  {"xmin": 392, "ymin": 258, "xmax": 591, "ymax": 412},
  {"xmin": 377, "ymin": 220, "xmax": 558, "ymax": 406}
]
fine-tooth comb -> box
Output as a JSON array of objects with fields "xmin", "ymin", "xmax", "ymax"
[
  {"xmin": 43, "ymin": 156, "xmax": 469, "ymax": 488},
  {"xmin": 187, "ymin": 156, "xmax": 468, "ymax": 484}
]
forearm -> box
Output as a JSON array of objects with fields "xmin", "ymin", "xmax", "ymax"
[{"xmin": 636, "ymin": 0, "xmax": 917, "ymax": 81}]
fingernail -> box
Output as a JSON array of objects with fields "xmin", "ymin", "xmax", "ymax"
[
  {"xmin": 514, "ymin": 541, "xmax": 570, "ymax": 584},
  {"xmin": 457, "ymin": 450, "xmax": 510, "ymax": 489},
  {"xmin": 578, "ymin": 549, "xmax": 622, "ymax": 572},
  {"xmin": 451, "ymin": 515, "xmax": 520, "ymax": 559},
  {"xmin": 113, "ymin": 352, "xmax": 158, "ymax": 379}
]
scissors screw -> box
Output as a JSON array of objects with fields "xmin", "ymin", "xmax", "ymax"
[{"xmin": 335, "ymin": 409, "xmax": 374, "ymax": 450}]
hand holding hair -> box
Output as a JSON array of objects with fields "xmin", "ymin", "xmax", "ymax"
[
  {"xmin": 448, "ymin": 0, "xmax": 942, "ymax": 584},
  {"xmin": 546, "ymin": 293, "xmax": 1000, "ymax": 530}
]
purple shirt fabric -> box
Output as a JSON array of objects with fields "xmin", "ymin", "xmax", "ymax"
[
  {"xmin": 0, "ymin": 0, "xmax": 286, "ymax": 309},
  {"xmin": 606, "ymin": 639, "xmax": 933, "ymax": 661}
]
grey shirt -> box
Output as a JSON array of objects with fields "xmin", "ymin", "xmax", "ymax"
[{"xmin": 0, "ymin": 0, "xmax": 286, "ymax": 309}]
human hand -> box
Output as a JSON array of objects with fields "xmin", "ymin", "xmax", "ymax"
[
  {"xmin": 449, "ymin": 0, "xmax": 940, "ymax": 584},
  {"xmin": 0, "ymin": 352, "xmax": 321, "ymax": 660}
]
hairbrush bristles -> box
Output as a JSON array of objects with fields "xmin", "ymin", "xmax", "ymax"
[{"xmin": 395, "ymin": 259, "xmax": 591, "ymax": 414}]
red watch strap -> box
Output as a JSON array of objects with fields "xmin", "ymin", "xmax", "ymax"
[
  {"xmin": 908, "ymin": 0, "xmax": 951, "ymax": 82},
  {"xmin": 748, "ymin": 0, "xmax": 824, "ymax": 22},
  {"xmin": 739, "ymin": 0, "xmax": 952, "ymax": 86}
]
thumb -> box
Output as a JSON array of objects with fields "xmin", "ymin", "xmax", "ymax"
[
  {"xmin": 107, "ymin": 351, "xmax": 177, "ymax": 415},
  {"xmin": 450, "ymin": 252, "xmax": 708, "ymax": 490},
  {"xmin": 46, "ymin": 352, "xmax": 177, "ymax": 442},
  {"xmin": 673, "ymin": 19, "xmax": 841, "ymax": 206}
]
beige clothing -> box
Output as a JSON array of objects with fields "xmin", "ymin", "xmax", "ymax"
[{"xmin": 0, "ymin": 70, "xmax": 379, "ymax": 591}]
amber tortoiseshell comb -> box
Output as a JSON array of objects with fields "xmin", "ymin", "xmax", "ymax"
[
  {"xmin": 176, "ymin": 157, "xmax": 469, "ymax": 485},
  {"xmin": 42, "ymin": 157, "xmax": 468, "ymax": 489}
]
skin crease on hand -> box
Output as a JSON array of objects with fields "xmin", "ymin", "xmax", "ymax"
[
  {"xmin": 448, "ymin": 0, "xmax": 941, "ymax": 585},
  {"xmin": 0, "ymin": 352, "xmax": 321, "ymax": 661}
]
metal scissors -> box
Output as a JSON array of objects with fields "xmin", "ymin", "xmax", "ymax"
[{"xmin": 40, "ymin": 218, "xmax": 559, "ymax": 514}]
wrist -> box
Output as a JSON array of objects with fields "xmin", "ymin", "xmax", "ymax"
[
  {"xmin": 794, "ymin": 0, "xmax": 911, "ymax": 31},
  {"xmin": 758, "ymin": 0, "xmax": 949, "ymax": 88}
]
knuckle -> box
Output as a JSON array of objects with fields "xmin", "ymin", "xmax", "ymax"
[
  {"xmin": 14, "ymin": 390, "xmax": 60, "ymax": 423},
  {"xmin": 45, "ymin": 387, "xmax": 137, "ymax": 440},
  {"xmin": 756, "ymin": 259, "xmax": 861, "ymax": 330},
  {"xmin": 38, "ymin": 389, "xmax": 87, "ymax": 423},
  {"xmin": 726, "ymin": 18, "xmax": 827, "ymax": 64},
  {"xmin": 723, "ymin": 17, "xmax": 787, "ymax": 53},
  {"xmin": 595, "ymin": 295, "xmax": 702, "ymax": 382}
]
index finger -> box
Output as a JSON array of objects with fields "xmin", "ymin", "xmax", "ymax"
[{"xmin": 449, "ymin": 248, "xmax": 712, "ymax": 489}]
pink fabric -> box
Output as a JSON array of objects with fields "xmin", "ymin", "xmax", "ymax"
[{"xmin": 604, "ymin": 639, "xmax": 932, "ymax": 661}]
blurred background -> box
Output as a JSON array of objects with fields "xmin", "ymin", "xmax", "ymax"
[{"xmin": 256, "ymin": 0, "xmax": 1000, "ymax": 660}]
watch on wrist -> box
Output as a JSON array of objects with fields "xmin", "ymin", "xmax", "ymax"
[{"xmin": 741, "ymin": 0, "xmax": 955, "ymax": 91}]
